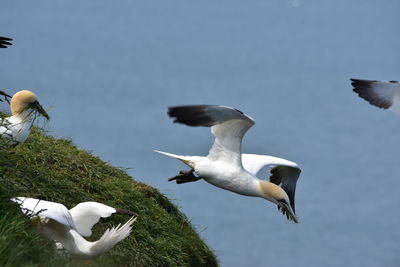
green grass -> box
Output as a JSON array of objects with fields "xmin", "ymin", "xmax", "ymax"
[{"xmin": 0, "ymin": 127, "xmax": 218, "ymax": 266}]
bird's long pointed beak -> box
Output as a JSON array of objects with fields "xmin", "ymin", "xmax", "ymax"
[
  {"xmin": 31, "ymin": 100, "xmax": 50, "ymax": 120},
  {"xmin": 277, "ymin": 200, "xmax": 299, "ymax": 223},
  {"xmin": 115, "ymin": 208, "xmax": 138, "ymax": 218}
]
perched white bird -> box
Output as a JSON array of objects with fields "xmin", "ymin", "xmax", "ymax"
[
  {"xmin": 0, "ymin": 90, "xmax": 49, "ymax": 145},
  {"xmin": 155, "ymin": 105, "xmax": 301, "ymax": 223},
  {"xmin": 12, "ymin": 197, "xmax": 137, "ymax": 257},
  {"xmin": 351, "ymin": 78, "xmax": 400, "ymax": 113}
]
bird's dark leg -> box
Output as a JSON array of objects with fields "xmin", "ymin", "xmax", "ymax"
[{"xmin": 168, "ymin": 169, "xmax": 201, "ymax": 184}]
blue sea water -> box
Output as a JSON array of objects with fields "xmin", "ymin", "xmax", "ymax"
[{"xmin": 1, "ymin": 1, "xmax": 400, "ymax": 266}]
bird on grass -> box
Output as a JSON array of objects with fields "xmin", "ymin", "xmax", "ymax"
[
  {"xmin": 351, "ymin": 78, "xmax": 400, "ymax": 114},
  {"xmin": 155, "ymin": 105, "xmax": 301, "ymax": 223},
  {"xmin": 12, "ymin": 197, "xmax": 137, "ymax": 257},
  {"xmin": 0, "ymin": 36, "xmax": 12, "ymax": 48},
  {"xmin": 0, "ymin": 90, "xmax": 49, "ymax": 145}
]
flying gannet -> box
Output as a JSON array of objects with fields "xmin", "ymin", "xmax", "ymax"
[
  {"xmin": 0, "ymin": 36, "xmax": 12, "ymax": 48},
  {"xmin": 155, "ymin": 105, "xmax": 301, "ymax": 223},
  {"xmin": 12, "ymin": 197, "xmax": 137, "ymax": 257},
  {"xmin": 351, "ymin": 78, "xmax": 400, "ymax": 113},
  {"xmin": 0, "ymin": 90, "xmax": 49, "ymax": 145}
]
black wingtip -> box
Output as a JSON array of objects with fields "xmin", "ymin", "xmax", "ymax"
[
  {"xmin": 351, "ymin": 78, "xmax": 392, "ymax": 109},
  {"xmin": 0, "ymin": 37, "xmax": 13, "ymax": 48},
  {"xmin": 168, "ymin": 105, "xmax": 216, "ymax": 127},
  {"xmin": 270, "ymin": 166, "xmax": 300, "ymax": 214}
]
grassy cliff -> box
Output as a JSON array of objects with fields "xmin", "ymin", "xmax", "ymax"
[{"xmin": 0, "ymin": 127, "xmax": 218, "ymax": 266}]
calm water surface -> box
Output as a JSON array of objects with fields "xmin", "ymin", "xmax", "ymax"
[{"xmin": 1, "ymin": 1, "xmax": 400, "ymax": 266}]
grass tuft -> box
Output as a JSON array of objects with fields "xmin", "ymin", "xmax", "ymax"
[{"xmin": 0, "ymin": 127, "xmax": 218, "ymax": 266}]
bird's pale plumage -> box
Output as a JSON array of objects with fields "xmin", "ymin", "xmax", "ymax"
[
  {"xmin": 11, "ymin": 197, "xmax": 78, "ymax": 232},
  {"xmin": 158, "ymin": 105, "xmax": 301, "ymax": 223},
  {"xmin": 351, "ymin": 78, "xmax": 400, "ymax": 112},
  {"xmin": 68, "ymin": 202, "xmax": 117, "ymax": 237},
  {"xmin": 169, "ymin": 105, "xmax": 254, "ymax": 165},
  {"xmin": 12, "ymin": 197, "xmax": 136, "ymax": 257},
  {"xmin": 0, "ymin": 90, "xmax": 49, "ymax": 145}
]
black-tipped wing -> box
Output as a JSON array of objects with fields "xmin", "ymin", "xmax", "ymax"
[
  {"xmin": 0, "ymin": 37, "xmax": 13, "ymax": 48},
  {"xmin": 168, "ymin": 105, "xmax": 255, "ymax": 165},
  {"xmin": 270, "ymin": 166, "xmax": 301, "ymax": 213},
  {"xmin": 351, "ymin": 78, "xmax": 400, "ymax": 109},
  {"xmin": 168, "ymin": 105, "xmax": 254, "ymax": 127}
]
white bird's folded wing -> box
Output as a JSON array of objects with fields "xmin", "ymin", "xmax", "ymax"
[
  {"xmin": 69, "ymin": 202, "xmax": 116, "ymax": 237},
  {"xmin": 11, "ymin": 197, "xmax": 77, "ymax": 230}
]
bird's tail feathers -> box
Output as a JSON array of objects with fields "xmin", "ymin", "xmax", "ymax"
[
  {"xmin": 153, "ymin": 150, "xmax": 194, "ymax": 167},
  {"xmin": 90, "ymin": 216, "xmax": 136, "ymax": 256}
]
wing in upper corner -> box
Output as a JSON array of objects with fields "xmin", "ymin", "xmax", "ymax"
[{"xmin": 351, "ymin": 78, "xmax": 400, "ymax": 109}]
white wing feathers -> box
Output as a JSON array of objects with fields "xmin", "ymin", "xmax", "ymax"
[
  {"xmin": 168, "ymin": 105, "xmax": 255, "ymax": 165},
  {"xmin": 11, "ymin": 197, "xmax": 77, "ymax": 231},
  {"xmin": 241, "ymin": 154, "xmax": 298, "ymax": 176},
  {"xmin": 90, "ymin": 216, "xmax": 136, "ymax": 256},
  {"xmin": 69, "ymin": 202, "xmax": 116, "ymax": 237},
  {"xmin": 208, "ymin": 119, "xmax": 254, "ymax": 164}
]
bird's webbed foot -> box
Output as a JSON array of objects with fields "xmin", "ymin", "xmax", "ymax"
[{"xmin": 168, "ymin": 169, "xmax": 201, "ymax": 184}]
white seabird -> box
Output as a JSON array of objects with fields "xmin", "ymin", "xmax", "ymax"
[
  {"xmin": 0, "ymin": 90, "xmax": 49, "ymax": 145},
  {"xmin": 351, "ymin": 78, "xmax": 400, "ymax": 113},
  {"xmin": 155, "ymin": 105, "xmax": 301, "ymax": 223},
  {"xmin": 12, "ymin": 197, "xmax": 137, "ymax": 257}
]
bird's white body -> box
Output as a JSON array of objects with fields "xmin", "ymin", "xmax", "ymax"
[
  {"xmin": 159, "ymin": 152, "xmax": 261, "ymax": 197},
  {"xmin": 156, "ymin": 105, "xmax": 302, "ymax": 222},
  {"xmin": 12, "ymin": 197, "xmax": 136, "ymax": 257},
  {"xmin": 192, "ymin": 156, "xmax": 261, "ymax": 197},
  {"xmin": 0, "ymin": 113, "xmax": 34, "ymax": 144},
  {"xmin": 40, "ymin": 216, "xmax": 135, "ymax": 257}
]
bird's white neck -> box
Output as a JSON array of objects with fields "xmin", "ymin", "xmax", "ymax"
[{"xmin": 13, "ymin": 109, "xmax": 36, "ymax": 121}]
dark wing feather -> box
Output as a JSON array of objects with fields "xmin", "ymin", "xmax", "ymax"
[
  {"xmin": 351, "ymin": 78, "xmax": 400, "ymax": 109},
  {"xmin": 0, "ymin": 37, "xmax": 13, "ymax": 48},
  {"xmin": 270, "ymin": 166, "xmax": 301, "ymax": 213},
  {"xmin": 168, "ymin": 105, "xmax": 254, "ymax": 127},
  {"xmin": 168, "ymin": 105, "xmax": 217, "ymax": 126}
]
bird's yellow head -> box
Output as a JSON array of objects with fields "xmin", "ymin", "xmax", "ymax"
[
  {"xmin": 259, "ymin": 181, "xmax": 299, "ymax": 223},
  {"xmin": 10, "ymin": 90, "xmax": 49, "ymax": 120}
]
